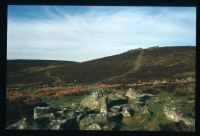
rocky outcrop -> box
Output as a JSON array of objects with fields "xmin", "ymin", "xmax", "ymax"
[{"xmin": 163, "ymin": 106, "xmax": 194, "ymax": 126}]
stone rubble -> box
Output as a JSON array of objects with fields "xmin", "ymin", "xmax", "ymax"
[{"xmin": 7, "ymin": 88, "xmax": 194, "ymax": 131}]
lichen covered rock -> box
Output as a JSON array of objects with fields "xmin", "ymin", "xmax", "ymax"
[
  {"xmin": 163, "ymin": 106, "xmax": 194, "ymax": 126},
  {"xmin": 85, "ymin": 123, "xmax": 102, "ymax": 130},
  {"xmin": 125, "ymin": 88, "xmax": 141, "ymax": 100},
  {"xmin": 80, "ymin": 92, "xmax": 101, "ymax": 111}
]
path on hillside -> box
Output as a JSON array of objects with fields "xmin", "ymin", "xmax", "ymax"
[
  {"xmin": 45, "ymin": 70, "xmax": 62, "ymax": 84},
  {"xmin": 104, "ymin": 50, "xmax": 144, "ymax": 82},
  {"xmin": 133, "ymin": 50, "xmax": 144, "ymax": 71}
]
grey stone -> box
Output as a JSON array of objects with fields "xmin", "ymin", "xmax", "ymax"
[
  {"xmin": 110, "ymin": 106, "xmax": 123, "ymax": 113},
  {"xmin": 163, "ymin": 106, "xmax": 194, "ymax": 126},
  {"xmin": 107, "ymin": 93, "xmax": 128, "ymax": 107},
  {"xmin": 59, "ymin": 116, "xmax": 79, "ymax": 130},
  {"xmin": 138, "ymin": 93, "xmax": 154, "ymax": 105},
  {"xmin": 6, "ymin": 118, "xmax": 29, "ymax": 130},
  {"xmin": 76, "ymin": 114, "xmax": 85, "ymax": 123},
  {"xmin": 102, "ymin": 122, "xmax": 121, "ymax": 130},
  {"xmin": 85, "ymin": 123, "xmax": 102, "ymax": 130},
  {"xmin": 79, "ymin": 113, "xmax": 107, "ymax": 129},
  {"xmin": 122, "ymin": 107, "xmax": 131, "ymax": 117},
  {"xmin": 100, "ymin": 97, "xmax": 108, "ymax": 114},
  {"xmin": 82, "ymin": 107, "xmax": 97, "ymax": 115},
  {"xmin": 125, "ymin": 88, "xmax": 141, "ymax": 100},
  {"xmin": 51, "ymin": 124, "xmax": 60, "ymax": 130},
  {"xmin": 108, "ymin": 112, "xmax": 123, "ymax": 123},
  {"xmin": 33, "ymin": 106, "xmax": 53, "ymax": 119},
  {"xmin": 80, "ymin": 92, "xmax": 101, "ymax": 110},
  {"xmin": 34, "ymin": 117, "xmax": 51, "ymax": 128},
  {"xmin": 80, "ymin": 91, "xmax": 109, "ymax": 114}
]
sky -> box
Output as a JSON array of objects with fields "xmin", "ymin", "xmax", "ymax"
[{"xmin": 7, "ymin": 6, "xmax": 196, "ymax": 62}]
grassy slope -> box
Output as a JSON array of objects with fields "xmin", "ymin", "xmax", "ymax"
[
  {"xmin": 109, "ymin": 46, "xmax": 195, "ymax": 83},
  {"xmin": 7, "ymin": 46, "xmax": 195, "ymax": 86}
]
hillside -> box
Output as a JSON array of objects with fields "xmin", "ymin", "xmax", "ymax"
[
  {"xmin": 7, "ymin": 59, "xmax": 78, "ymax": 74},
  {"xmin": 6, "ymin": 46, "xmax": 196, "ymax": 87},
  {"xmin": 7, "ymin": 60, "xmax": 78, "ymax": 87}
]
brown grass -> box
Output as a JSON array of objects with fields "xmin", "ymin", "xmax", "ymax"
[
  {"xmin": 6, "ymin": 91, "xmax": 40, "ymax": 103},
  {"xmin": 40, "ymin": 86, "xmax": 89, "ymax": 99}
]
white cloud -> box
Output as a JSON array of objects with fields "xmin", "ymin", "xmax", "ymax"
[{"xmin": 7, "ymin": 7, "xmax": 196, "ymax": 62}]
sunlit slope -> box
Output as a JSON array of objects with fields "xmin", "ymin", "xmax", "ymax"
[
  {"xmin": 7, "ymin": 46, "xmax": 195, "ymax": 87},
  {"xmin": 105, "ymin": 46, "xmax": 195, "ymax": 83}
]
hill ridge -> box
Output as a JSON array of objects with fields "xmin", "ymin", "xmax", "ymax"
[{"xmin": 7, "ymin": 46, "xmax": 195, "ymax": 87}]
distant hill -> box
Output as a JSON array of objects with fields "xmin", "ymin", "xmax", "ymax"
[
  {"xmin": 7, "ymin": 46, "xmax": 196, "ymax": 87},
  {"xmin": 7, "ymin": 59, "xmax": 78, "ymax": 74}
]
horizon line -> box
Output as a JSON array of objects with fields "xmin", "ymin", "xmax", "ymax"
[{"xmin": 7, "ymin": 45, "xmax": 196, "ymax": 63}]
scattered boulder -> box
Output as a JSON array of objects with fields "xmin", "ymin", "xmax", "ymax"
[
  {"xmin": 51, "ymin": 124, "xmax": 60, "ymax": 130},
  {"xmin": 108, "ymin": 112, "xmax": 123, "ymax": 123},
  {"xmin": 34, "ymin": 117, "xmax": 51, "ymax": 129},
  {"xmin": 110, "ymin": 106, "xmax": 123, "ymax": 113},
  {"xmin": 49, "ymin": 119, "xmax": 60, "ymax": 130},
  {"xmin": 121, "ymin": 116, "xmax": 132, "ymax": 125},
  {"xmin": 76, "ymin": 114, "xmax": 85, "ymax": 122},
  {"xmin": 33, "ymin": 106, "xmax": 54, "ymax": 120},
  {"xmin": 158, "ymin": 120, "xmax": 192, "ymax": 131},
  {"xmin": 82, "ymin": 107, "xmax": 98, "ymax": 115},
  {"xmin": 85, "ymin": 123, "xmax": 102, "ymax": 130},
  {"xmin": 100, "ymin": 97, "xmax": 108, "ymax": 114},
  {"xmin": 138, "ymin": 93, "xmax": 154, "ymax": 106},
  {"xmin": 122, "ymin": 107, "xmax": 131, "ymax": 117},
  {"xmin": 79, "ymin": 113, "xmax": 107, "ymax": 130},
  {"xmin": 102, "ymin": 122, "xmax": 121, "ymax": 130},
  {"xmin": 163, "ymin": 106, "xmax": 194, "ymax": 126},
  {"xmin": 141, "ymin": 106, "xmax": 151, "ymax": 116},
  {"xmin": 75, "ymin": 108, "xmax": 97, "ymax": 122},
  {"xmin": 7, "ymin": 87, "xmax": 195, "ymax": 131},
  {"xmin": 125, "ymin": 88, "xmax": 141, "ymax": 100},
  {"xmin": 107, "ymin": 93, "xmax": 128, "ymax": 107},
  {"xmin": 6, "ymin": 118, "xmax": 29, "ymax": 130},
  {"xmin": 80, "ymin": 92, "xmax": 102, "ymax": 111},
  {"xmin": 59, "ymin": 116, "xmax": 79, "ymax": 130},
  {"xmin": 132, "ymin": 106, "xmax": 151, "ymax": 126}
]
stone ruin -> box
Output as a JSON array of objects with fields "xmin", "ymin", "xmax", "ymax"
[{"xmin": 33, "ymin": 106, "xmax": 54, "ymax": 119}]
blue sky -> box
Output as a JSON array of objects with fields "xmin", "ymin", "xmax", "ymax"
[{"xmin": 7, "ymin": 6, "xmax": 196, "ymax": 62}]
